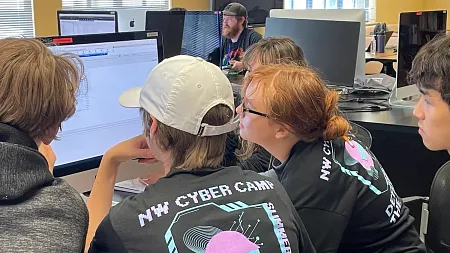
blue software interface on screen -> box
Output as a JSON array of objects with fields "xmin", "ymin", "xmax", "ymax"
[{"xmin": 48, "ymin": 39, "xmax": 158, "ymax": 166}]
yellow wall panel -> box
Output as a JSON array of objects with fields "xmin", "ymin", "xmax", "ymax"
[
  {"xmin": 33, "ymin": 0, "xmax": 62, "ymax": 37},
  {"xmin": 376, "ymin": 0, "xmax": 425, "ymax": 24}
]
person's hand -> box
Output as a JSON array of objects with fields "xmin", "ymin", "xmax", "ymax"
[
  {"xmin": 104, "ymin": 135, "xmax": 157, "ymax": 165},
  {"xmin": 230, "ymin": 60, "xmax": 245, "ymax": 72},
  {"xmin": 39, "ymin": 144, "xmax": 56, "ymax": 173}
]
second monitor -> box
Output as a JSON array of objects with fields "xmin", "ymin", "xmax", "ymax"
[
  {"xmin": 57, "ymin": 10, "xmax": 118, "ymax": 36},
  {"xmin": 265, "ymin": 17, "xmax": 360, "ymax": 88},
  {"xmin": 145, "ymin": 11, "xmax": 223, "ymax": 66}
]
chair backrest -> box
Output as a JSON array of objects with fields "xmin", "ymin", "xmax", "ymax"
[
  {"xmin": 393, "ymin": 62, "xmax": 398, "ymax": 73},
  {"xmin": 426, "ymin": 160, "xmax": 450, "ymax": 253},
  {"xmin": 349, "ymin": 121, "xmax": 372, "ymax": 148},
  {"xmin": 365, "ymin": 61, "xmax": 383, "ymax": 75}
]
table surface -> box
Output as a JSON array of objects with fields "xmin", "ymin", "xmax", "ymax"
[
  {"xmin": 345, "ymin": 106, "xmax": 418, "ymax": 133},
  {"xmin": 365, "ymin": 49, "xmax": 397, "ymax": 61}
]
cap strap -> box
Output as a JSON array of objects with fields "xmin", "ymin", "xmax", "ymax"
[{"xmin": 197, "ymin": 116, "xmax": 240, "ymax": 137}]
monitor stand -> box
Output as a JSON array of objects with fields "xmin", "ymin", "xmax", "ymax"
[{"xmin": 389, "ymin": 85, "xmax": 420, "ymax": 109}]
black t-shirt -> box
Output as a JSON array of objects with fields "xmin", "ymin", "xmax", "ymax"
[
  {"xmin": 271, "ymin": 138, "xmax": 426, "ymax": 253},
  {"xmin": 89, "ymin": 166, "xmax": 316, "ymax": 253},
  {"xmin": 222, "ymin": 28, "xmax": 262, "ymax": 66}
]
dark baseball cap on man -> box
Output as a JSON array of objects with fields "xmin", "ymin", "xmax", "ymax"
[{"xmin": 223, "ymin": 2, "xmax": 248, "ymax": 17}]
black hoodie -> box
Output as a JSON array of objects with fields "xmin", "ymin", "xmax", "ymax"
[
  {"xmin": 0, "ymin": 123, "xmax": 88, "ymax": 253},
  {"xmin": 268, "ymin": 137, "xmax": 426, "ymax": 253}
]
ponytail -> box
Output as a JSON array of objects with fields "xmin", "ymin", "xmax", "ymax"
[{"xmin": 322, "ymin": 91, "xmax": 351, "ymax": 140}]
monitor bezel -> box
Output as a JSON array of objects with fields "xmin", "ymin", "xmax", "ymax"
[
  {"xmin": 36, "ymin": 31, "xmax": 164, "ymax": 177},
  {"xmin": 57, "ymin": 10, "xmax": 119, "ymax": 36}
]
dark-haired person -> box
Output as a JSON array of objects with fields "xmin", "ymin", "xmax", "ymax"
[
  {"xmin": 409, "ymin": 34, "xmax": 450, "ymax": 154},
  {"xmin": 237, "ymin": 64, "xmax": 426, "ymax": 252},
  {"xmin": 221, "ymin": 2, "xmax": 262, "ymax": 72}
]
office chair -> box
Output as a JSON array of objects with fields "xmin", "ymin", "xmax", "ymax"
[
  {"xmin": 426, "ymin": 160, "xmax": 450, "ymax": 252},
  {"xmin": 393, "ymin": 62, "xmax": 398, "ymax": 73},
  {"xmin": 403, "ymin": 161, "xmax": 450, "ymax": 252},
  {"xmin": 365, "ymin": 61, "xmax": 384, "ymax": 75},
  {"xmin": 349, "ymin": 121, "xmax": 372, "ymax": 148}
]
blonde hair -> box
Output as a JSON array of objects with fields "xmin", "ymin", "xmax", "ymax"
[
  {"xmin": 243, "ymin": 64, "xmax": 350, "ymax": 142},
  {"xmin": 0, "ymin": 38, "xmax": 83, "ymax": 139},
  {"xmin": 242, "ymin": 37, "xmax": 307, "ymax": 69},
  {"xmin": 141, "ymin": 104, "xmax": 233, "ymax": 170}
]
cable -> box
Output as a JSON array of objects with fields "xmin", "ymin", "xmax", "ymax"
[{"xmin": 339, "ymin": 97, "xmax": 392, "ymax": 113}]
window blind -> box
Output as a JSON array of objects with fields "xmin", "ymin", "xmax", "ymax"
[
  {"xmin": 0, "ymin": 0, "xmax": 34, "ymax": 38},
  {"xmin": 286, "ymin": 0, "xmax": 376, "ymax": 22},
  {"xmin": 62, "ymin": 0, "xmax": 170, "ymax": 11}
]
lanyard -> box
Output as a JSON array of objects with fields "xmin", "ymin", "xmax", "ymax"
[{"xmin": 226, "ymin": 43, "xmax": 232, "ymax": 65}]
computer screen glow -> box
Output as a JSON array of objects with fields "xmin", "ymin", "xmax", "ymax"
[{"xmin": 48, "ymin": 38, "xmax": 159, "ymax": 166}]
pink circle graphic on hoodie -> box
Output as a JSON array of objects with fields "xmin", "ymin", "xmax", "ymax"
[
  {"xmin": 344, "ymin": 140, "xmax": 379, "ymax": 179},
  {"xmin": 205, "ymin": 231, "xmax": 260, "ymax": 253}
]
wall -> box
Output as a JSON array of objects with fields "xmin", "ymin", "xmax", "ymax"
[
  {"xmin": 425, "ymin": 0, "xmax": 450, "ymax": 27},
  {"xmin": 34, "ymin": 0, "xmax": 62, "ymax": 37},
  {"xmin": 172, "ymin": 0, "xmax": 209, "ymax": 10},
  {"xmin": 375, "ymin": 0, "xmax": 425, "ymax": 24}
]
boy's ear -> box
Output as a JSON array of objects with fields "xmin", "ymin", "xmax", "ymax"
[
  {"xmin": 150, "ymin": 116, "xmax": 158, "ymax": 136},
  {"xmin": 41, "ymin": 125, "xmax": 60, "ymax": 145}
]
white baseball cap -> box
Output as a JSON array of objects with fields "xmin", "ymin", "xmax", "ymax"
[{"xmin": 119, "ymin": 55, "xmax": 239, "ymax": 136}]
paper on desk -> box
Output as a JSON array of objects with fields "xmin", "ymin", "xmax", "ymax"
[{"xmin": 114, "ymin": 178, "xmax": 147, "ymax": 194}]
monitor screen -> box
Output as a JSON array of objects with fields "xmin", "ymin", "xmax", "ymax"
[
  {"xmin": 269, "ymin": 9, "xmax": 366, "ymax": 82},
  {"xmin": 181, "ymin": 11, "xmax": 223, "ymax": 66},
  {"xmin": 57, "ymin": 11, "xmax": 118, "ymax": 36},
  {"xmin": 146, "ymin": 11, "xmax": 223, "ymax": 67},
  {"xmin": 39, "ymin": 31, "xmax": 163, "ymax": 176},
  {"xmin": 265, "ymin": 17, "xmax": 360, "ymax": 87},
  {"xmin": 145, "ymin": 11, "xmax": 186, "ymax": 59},
  {"xmin": 397, "ymin": 10, "xmax": 447, "ymax": 88},
  {"xmin": 213, "ymin": 0, "xmax": 284, "ymax": 26}
]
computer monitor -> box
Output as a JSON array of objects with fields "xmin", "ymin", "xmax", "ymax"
[
  {"xmin": 145, "ymin": 11, "xmax": 186, "ymax": 59},
  {"xmin": 57, "ymin": 10, "xmax": 118, "ymax": 36},
  {"xmin": 265, "ymin": 17, "xmax": 360, "ymax": 87},
  {"xmin": 270, "ymin": 9, "xmax": 366, "ymax": 83},
  {"xmin": 390, "ymin": 10, "xmax": 447, "ymax": 108},
  {"xmin": 145, "ymin": 11, "xmax": 223, "ymax": 66},
  {"xmin": 212, "ymin": 0, "xmax": 284, "ymax": 26},
  {"xmin": 117, "ymin": 9, "xmax": 148, "ymax": 32},
  {"xmin": 37, "ymin": 31, "xmax": 163, "ymax": 176}
]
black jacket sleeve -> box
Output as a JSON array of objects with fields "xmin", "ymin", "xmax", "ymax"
[
  {"xmin": 237, "ymin": 148, "xmax": 271, "ymax": 173},
  {"xmin": 296, "ymin": 208, "xmax": 348, "ymax": 253},
  {"xmin": 88, "ymin": 214, "xmax": 128, "ymax": 253},
  {"xmin": 273, "ymin": 177, "xmax": 317, "ymax": 253}
]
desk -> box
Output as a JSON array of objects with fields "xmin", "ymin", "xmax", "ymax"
[
  {"xmin": 346, "ymin": 108, "xmax": 448, "ymax": 198},
  {"xmin": 365, "ymin": 49, "xmax": 397, "ymax": 77},
  {"xmin": 365, "ymin": 49, "xmax": 397, "ymax": 61},
  {"xmin": 347, "ymin": 107, "xmax": 417, "ymax": 134}
]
